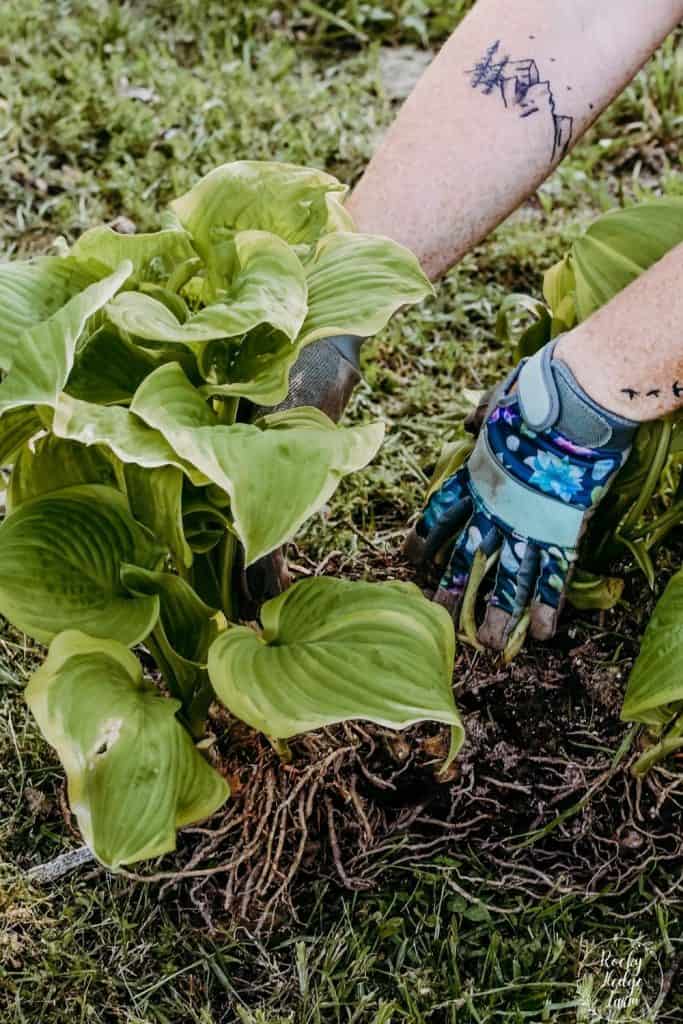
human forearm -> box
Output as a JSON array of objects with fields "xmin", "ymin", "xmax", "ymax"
[
  {"xmin": 555, "ymin": 242, "xmax": 683, "ymax": 421},
  {"xmin": 348, "ymin": 0, "xmax": 682, "ymax": 280}
]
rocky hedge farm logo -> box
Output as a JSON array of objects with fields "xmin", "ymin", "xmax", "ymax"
[{"xmin": 576, "ymin": 937, "xmax": 665, "ymax": 1022}]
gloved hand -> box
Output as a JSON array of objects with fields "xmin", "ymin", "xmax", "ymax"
[
  {"xmin": 404, "ymin": 338, "xmax": 638, "ymax": 652},
  {"xmin": 242, "ymin": 334, "xmax": 363, "ymax": 607}
]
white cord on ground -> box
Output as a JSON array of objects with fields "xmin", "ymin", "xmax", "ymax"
[{"xmin": 26, "ymin": 845, "xmax": 95, "ymax": 884}]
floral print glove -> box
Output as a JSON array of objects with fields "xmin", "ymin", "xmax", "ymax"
[{"xmin": 405, "ymin": 339, "xmax": 638, "ymax": 652}]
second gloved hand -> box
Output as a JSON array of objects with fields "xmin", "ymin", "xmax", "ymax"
[{"xmin": 405, "ymin": 338, "xmax": 638, "ymax": 652}]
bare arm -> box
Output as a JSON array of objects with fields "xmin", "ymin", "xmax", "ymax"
[
  {"xmin": 347, "ymin": 0, "xmax": 682, "ymax": 280},
  {"xmin": 556, "ymin": 242, "xmax": 683, "ymax": 421}
]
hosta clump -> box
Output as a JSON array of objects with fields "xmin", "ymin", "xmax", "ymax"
[{"xmin": 0, "ymin": 161, "xmax": 464, "ymax": 868}]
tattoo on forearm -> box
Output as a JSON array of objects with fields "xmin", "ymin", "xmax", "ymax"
[
  {"xmin": 620, "ymin": 383, "xmax": 683, "ymax": 402},
  {"xmin": 466, "ymin": 40, "xmax": 574, "ymax": 162}
]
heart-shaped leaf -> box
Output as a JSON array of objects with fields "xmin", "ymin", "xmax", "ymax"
[
  {"xmin": 106, "ymin": 230, "xmax": 307, "ymax": 345},
  {"xmin": 208, "ymin": 577, "xmax": 463, "ymax": 766},
  {"xmin": 621, "ymin": 569, "xmax": 683, "ymax": 728},
  {"xmin": 131, "ymin": 364, "xmax": 384, "ymax": 563},
  {"xmin": 0, "ymin": 263, "xmax": 132, "ymax": 418},
  {"xmin": 25, "ymin": 631, "xmax": 229, "ymax": 868},
  {"xmin": 0, "ymin": 256, "xmax": 96, "ymax": 370},
  {"xmin": 300, "ymin": 232, "xmax": 434, "ymax": 345},
  {"xmin": 0, "ymin": 484, "xmax": 164, "ymax": 644}
]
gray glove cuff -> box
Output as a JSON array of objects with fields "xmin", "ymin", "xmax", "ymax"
[
  {"xmin": 516, "ymin": 337, "xmax": 638, "ymax": 450},
  {"xmin": 327, "ymin": 334, "xmax": 363, "ymax": 370}
]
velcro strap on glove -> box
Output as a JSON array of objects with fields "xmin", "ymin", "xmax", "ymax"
[{"xmin": 517, "ymin": 337, "xmax": 638, "ymax": 449}]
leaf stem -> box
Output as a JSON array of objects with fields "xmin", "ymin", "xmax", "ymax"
[
  {"xmin": 618, "ymin": 419, "xmax": 673, "ymax": 539},
  {"xmin": 631, "ymin": 716, "xmax": 683, "ymax": 777},
  {"xmin": 268, "ymin": 736, "xmax": 293, "ymax": 762},
  {"xmin": 166, "ymin": 256, "xmax": 201, "ymax": 294},
  {"xmin": 214, "ymin": 396, "xmax": 239, "ymax": 425},
  {"xmin": 503, "ymin": 610, "xmax": 531, "ymax": 663},
  {"xmin": 458, "ymin": 548, "xmax": 499, "ymax": 650},
  {"xmin": 218, "ymin": 531, "xmax": 239, "ymax": 621}
]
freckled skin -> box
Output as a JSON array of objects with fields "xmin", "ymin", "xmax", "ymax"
[{"xmin": 347, "ymin": 0, "xmax": 683, "ymax": 418}]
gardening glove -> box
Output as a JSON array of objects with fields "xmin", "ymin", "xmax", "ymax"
[
  {"xmin": 404, "ymin": 338, "xmax": 639, "ymax": 652},
  {"xmin": 250, "ymin": 334, "xmax": 363, "ymax": 423},
  {"xmin": 242, "ymin": 334, "xmax": 363, "ymax": 606}
]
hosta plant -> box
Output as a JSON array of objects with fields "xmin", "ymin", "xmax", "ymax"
[
  {"xmin": 0, "ymin": 161, "xmax": 464, "ymax": 868},
  {"xmin": 491, "ymin": 197, "xmax": 683, "ymax": 768}
]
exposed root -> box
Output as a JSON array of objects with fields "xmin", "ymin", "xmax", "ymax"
[{"xmin": 71, "ymin": 548, "xmax": 683, "ymax": 931}]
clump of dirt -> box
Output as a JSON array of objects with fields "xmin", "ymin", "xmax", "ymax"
[{"xmin": 124, "ymin": 542, "xmax": 683, "ymax": 931}]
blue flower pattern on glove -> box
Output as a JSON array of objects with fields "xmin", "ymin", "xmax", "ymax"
[
  {"xmin": 486, "ymin": 400, "xmax": 624, "ymax": 509},
  {"xmin": 525, "ymin": 450, "xmax": 584, "ymax": 502}
]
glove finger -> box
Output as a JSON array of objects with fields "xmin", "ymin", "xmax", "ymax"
[
  {"xmin": 478, "ymin": 536, "xmax": 539, "ymax": 650},
  {"xmin": 529, "ymin": 544, "xmax": 575, "ymax": 641},
  {"xmin": 434, "ymin": 507, "xmax": 500, "ymax": 620},
  {"xmin": 404, "ymin": 467, "xmax": 471, "ymax": 568}
]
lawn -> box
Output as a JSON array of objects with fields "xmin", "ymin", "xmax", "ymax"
[{"xmin": 1, "ymin": 2, "xmax": 682, "ymax": 1022}]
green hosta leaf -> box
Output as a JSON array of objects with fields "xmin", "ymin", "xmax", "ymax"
[
  {"xmin": 426, "ymin": 439, "xmax": 474, "ymax": 501},
  {"xmin": 198, "ymin": 326, "xmax": 302, "ymax": 405},
  {"xmin": 0, "ymin": 485, "xmax": 164, "ymax": 644},
  {"xmin": 494, "ymin": 293, "xmax": 548, "ymax": 344},
  {"xmin": 572, "ymin": 199, "xmax": 683, "ymax": 320},
  {"xmin": 0, "ymin": 407, "xmax": 42, "ymax": 467},
  {"xmin": 208, "ymin": 577, "xmax": 463, "ymax": 765},
  {"xmin": 139, "ymin": 283, "xmax": 191, "ymax": 321},
  {"xmin": 51, "ymin": 394, "xmax": 207, "ymax": 486},
  {"xmin": 131, "ymin": 364, "xmax": 385, "ymax": 563},
  {"xmin": 25, "ymin": 631, "xmax": 229, "ymax": 869},
  {"xmin": 621, "ymin": 569, "xmax": 683, "ymax": 728},
  {"xmin": 124, "ymin": 464, "xmax": 193, "ymax": 570},
  {"xmin": 542, "ymin": 254, "xmax": 576, "ymax": 320},
  {"xmin": 170, "ymin": 161, "xmax": 352, "ymax": 285},
  {"xmin": 182, "ymin": 496, "xmax": 233, "ymax": 556},
  {"xmin": 69, "ymin": 226, "xmax": 196, "ymax": 283},
  {"xmin": 8, "ymin": 435, "xmax": 117, "ymax": 511},
  {"xmin": 0, "ymin": 263, "xmax": 132, "ymax": 418},
  {"xmin": 516, "ymin": 308, "xmax": 553, "ymax": 359},
  {"xmin": 121, "ymin": 565, "xmax": 223, "ymax": 731},
  {"xmin": 106, "ymin": 231, "xmax": 307, "ymax": 345},
  {"xmin": 122, "ymin": 566, "xmax": 221, "ymax": 664},
  {"xmin": 66, "ymin": 324, "xmax": 198, "ymax": 405},
  {"xmin": 300, "ymin": 232, "xmax": 433, "ymax": 345},
  {"xmin": 0, "ymin": 257, "xmax": 95, "ymax": 371}
]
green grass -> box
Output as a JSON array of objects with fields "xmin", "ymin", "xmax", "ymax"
[
  {"xmin": 3, "ymin": 861, "xmax": 681, "ymax": 1022},
  {"xmin": 1, "ymin": 2, "xmax": 682, "ymax": 1021}
]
